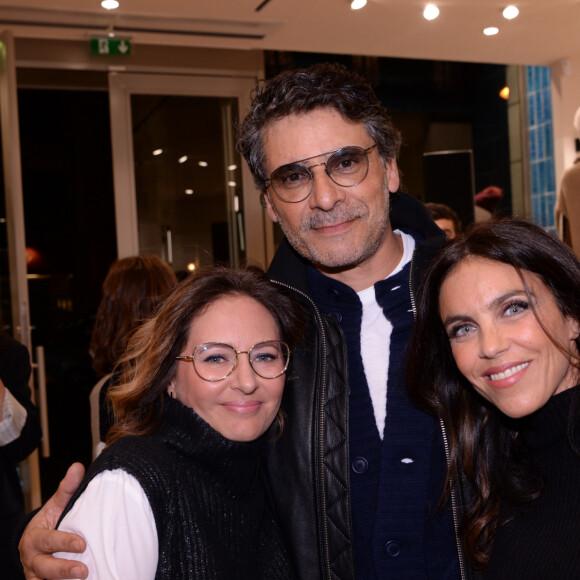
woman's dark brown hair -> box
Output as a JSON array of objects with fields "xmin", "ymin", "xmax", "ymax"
[
  {"xmin": 90, "ymin": 255, "xmax": 178, "ymax": 377},
  {"xmin": 407, "ymin": 217, "xmax": 580, "ymax": 571},
  {"xmin": 107, "ymin": 265, "xmax": 305, "ymax": 444}
]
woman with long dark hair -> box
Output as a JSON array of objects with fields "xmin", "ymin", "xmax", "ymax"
[{"xmin": 408, "ymin": 218, "xmax": 580, "ymax": 578}]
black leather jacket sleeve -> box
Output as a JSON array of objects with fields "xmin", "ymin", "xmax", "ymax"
[{"xmin": 262, "ymin": 288, "xmax": 356, "ymax": 580}]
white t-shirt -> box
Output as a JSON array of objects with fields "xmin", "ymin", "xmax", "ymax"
[
  {"xmin": 55, "ymin": 469, "xmax": 158, "ymax": 579},
  {"xmin": 357, "ymin": 230, "xmax": 415, "ymax": 437}
]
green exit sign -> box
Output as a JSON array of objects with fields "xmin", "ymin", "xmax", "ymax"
[{"xmin": 90, "ymin": 37, "xmax": 131, "ymax": 56}]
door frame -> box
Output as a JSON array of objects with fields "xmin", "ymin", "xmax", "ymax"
[
  {"xmin": 0, "ymin": 30, "xmax": 30, "ymax": 347},
  {"xmin": 108, "ymin": 72, "xmax": 274, "ymax": 268},
  {"xmin": 0, "ymin": 29, "xmax": 42, "ymax": 509}
]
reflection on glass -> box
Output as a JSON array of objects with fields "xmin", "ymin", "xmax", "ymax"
[{"xmin": 131, "ymin": 95, "xmax": 245, "ymax": 274}]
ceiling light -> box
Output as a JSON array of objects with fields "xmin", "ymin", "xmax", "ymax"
[
  {"xmin": 178, "ymin": 155, "xmax": 188, "ymax": 164},
  {"xmin": 185, "ymin": 189, "xmax": 194, "ymax": 195},
  {"xmin": 152, "ymin": 148, "xmax": 163, "ymax": 156},
  {"xmin": 187, "ymin": 262, "xmax": 196, "ymax": 272},
  {"xmin": 101, "ymin": 0, "xmax": 119, "ymax": 10},
  {"xmin": 423, "ymin": 4, "xmax": 440, "ymax": 21},
  {"xmin": 499, "ymin": 86, "xmax": 510, "ymax": 100},
  {"xmin": 483, "ymin": 27, "xmax": 499, "ymax": 36},
  {"xmin": 350, "ymin": 0, "xmax": 367, "ymax": 10},
  {"xmin": 503, "ymin": 5, "xmax": 519, "ymax": 20},
  {"xmin": 198, "ymin": 161, "xmax": 208, "ymax": 167},
  {"xmin": 228, "ymin": 181, "xmax": 237, "ymax": 187},
  {"xmin": 228, "ymin": 164, "xmax": 237, "ymax": 171}
]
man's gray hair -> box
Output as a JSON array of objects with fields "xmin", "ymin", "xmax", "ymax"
[{"xmin": 236, "ymin": 62, "xmax": 401, "ymax": 189}]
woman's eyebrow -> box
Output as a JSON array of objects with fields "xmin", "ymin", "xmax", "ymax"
[{"xmin": 441, "ymin": 289, "xmax": 530, "ymax": 327}]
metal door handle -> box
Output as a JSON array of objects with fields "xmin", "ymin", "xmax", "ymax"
[{"xmin": 34, "ymin": 345, "xmax": 50, "ymax": 458}]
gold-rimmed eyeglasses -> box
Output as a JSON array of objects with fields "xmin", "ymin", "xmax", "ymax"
[
  {"xmin": 176, "ymin": 340, "xmax": 290, "ymax": 381},
  {"xmin": 264, "ymin": 144, "xmax": 377, "ymax": 203}
]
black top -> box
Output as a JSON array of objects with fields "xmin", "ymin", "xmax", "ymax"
[
  {"xmin": 60, "ymin": 396, "xmax": 294, "ymax": 579},
  {"xmin": 485, "ymin": 386, "xmax": 580, "ymax": 579}
]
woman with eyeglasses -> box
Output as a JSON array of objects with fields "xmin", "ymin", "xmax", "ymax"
[{"xmin": 53, "ymin": 265, "xmax": 304, "ymax": 579}]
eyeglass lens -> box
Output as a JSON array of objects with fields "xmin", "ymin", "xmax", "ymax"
[
  {"xmin": 269, "ymin": 146, "xmax": 371, "ymax": 202},
  {"xmin": 193, "ymin": 341, "xmax": 289, "ymax": 380}
]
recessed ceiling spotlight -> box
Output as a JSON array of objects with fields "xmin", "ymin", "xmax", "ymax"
[
  {"xmin": 178, "ymin": 155, "xmax": 188, "ymax": 164},
  {"xmin": 499, "ymin": 86, "xmax": 510, "ymax": 100},
  {"xmin": 228, "ymin": 181, "xmax": 237, "ymax": 187},
  {"xmin": 483, "ymin": 26, "xmax": 499, "ymax": 36},
  {"xmin": 185, "ymin": 189, "xmax": 194, "ymax": 195},
  {"xmin": 198, "ymin": 161, "xmax": 208, "ymax": 167},
  {"xmin": 228, "ymin": 164, "xmax": 237, "ymax": 171},
  {"xmin": 503, "ymin": 5, "xmax": 519, "ymax": 20},
  {"xmin": 101, "ymin": 0, "xmax": 119, "ymax": 10},
  {"xmin": 350, "ymin": 0, "xmax": 367, "ymax": 10},
  {"xmin": 152, "ymin": 148, "xmax": 163, "ymax": 156},
  {"xmin": 423, "ymin": 4, "xmax": 440, "ymax": 21}
]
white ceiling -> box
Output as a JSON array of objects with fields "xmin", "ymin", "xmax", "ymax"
[{"xmin": 0, "ymin": 0, "xmax": 579, "ymax": 67}]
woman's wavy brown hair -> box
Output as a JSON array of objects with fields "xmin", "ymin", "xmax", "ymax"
[
  {"xmin": 107, "ymin": 265, "xmax": 305, "ymax": 444},
  {"xmin": 90, "ymin": 255, "xmax": 178, "ymax": 377},
  {"xmin": 407, "ymin": 218, "xmax": 580, "ymax": 571}
]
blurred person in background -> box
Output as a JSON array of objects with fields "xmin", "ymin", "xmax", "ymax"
[
  {"xmin": 555, "ymin": 106, "xmax": 580, "ymax": 256},
  {"xmin": 89, "ymin": 254, "xmax": 177, "ymax": 458},
  {"xmin": 0, "ymin": 331, "xmax": 42, "ymax": 579},
  {"xmin": 425, "ymin": 202, "xmax": 462, "ymax": 239}
]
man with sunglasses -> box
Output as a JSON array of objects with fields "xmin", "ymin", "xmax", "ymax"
[{"xmin": 19, "ymin": 63, "xmax": 464, "ymax": 580}]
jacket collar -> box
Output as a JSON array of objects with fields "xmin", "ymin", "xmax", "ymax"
[{"xmin": 267, "ymin": 191, "xmax": 445, "ymax": 296}]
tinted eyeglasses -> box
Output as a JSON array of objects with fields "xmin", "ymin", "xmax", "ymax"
[
  {"xmin": 176, "ymin": 340, "xmax": 290, "ymax": 381},
  {"xmin": 265, "ymin": 144, "xmax": 377, "ymax": 203}
]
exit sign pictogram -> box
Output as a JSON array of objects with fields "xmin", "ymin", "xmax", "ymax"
[{"xmin": 90, "ymin": 37, "xmax": 131, "ymax": 56}]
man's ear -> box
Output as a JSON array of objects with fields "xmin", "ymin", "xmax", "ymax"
[
  {"xmin": 384, "ymin": 158, "xmax": 400, "ymax": 194},
  {"xmin": 261, "ymin": 191, "xmax": 279, "ymax": 223}
]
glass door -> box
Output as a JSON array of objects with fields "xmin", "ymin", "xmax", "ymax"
[
  {"xmin": 0, "ymin": 30, "xmax": 42, "ymax": 510},
  {"xmin": 109, "ymin": 73, "xmax": 272, "ymax": 270},
  {"xmin": 2, "ymin": 58, "xmax": 117, "ymax": 500}
]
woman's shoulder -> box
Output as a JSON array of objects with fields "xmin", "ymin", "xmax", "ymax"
[
  {"xmin": 87, "ymin": 435, "xmax": 178, "ymax": 486},
  {"xmin": 95, "ymin": 433, "xmax": 175, "ymax": 472}
]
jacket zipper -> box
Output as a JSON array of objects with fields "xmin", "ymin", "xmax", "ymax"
[
  {"xmin": 409, "ymin": 252, "xmax": 467, "ymax": 580},
  {"xmin": 439, "ymin": 418, "xmax": 467, "ymax": 580},
  {"xmin": 272, "ymin": 280, "xmax": 333, "ymax": 580}
]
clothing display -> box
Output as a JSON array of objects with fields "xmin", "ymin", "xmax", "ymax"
[
  {"xmin": 484, "ymin": 386, "xmax": 580, "ymax": 579},
  {"xmin": 264, "ymin": 192, "xmax": 471, "ymax": 579},
  {"xmin": 57, "ymin": 396, "xmax": 294, "ymax": 579}
]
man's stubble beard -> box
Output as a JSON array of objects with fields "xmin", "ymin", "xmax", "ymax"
[{"xmin": 272, "ymin": 176, "xmax": 391, "ymax": 272}]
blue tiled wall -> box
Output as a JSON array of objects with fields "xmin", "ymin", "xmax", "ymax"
[{"xmin": 526, "ymin": 66, "xmax": 556, "ymax": 232}]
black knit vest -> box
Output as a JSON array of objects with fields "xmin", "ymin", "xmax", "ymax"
[{"xmin": 58, "ymin": 397, "xmax": 294, "ymax": 579}]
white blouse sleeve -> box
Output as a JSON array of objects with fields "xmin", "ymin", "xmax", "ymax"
[
  {"xmin": 55, "ymin": 469, "xmax": 159, "ymax": 580},
  {"xmin": 0, "ymin": 388, "xmax": 28, "ymax": 445}
]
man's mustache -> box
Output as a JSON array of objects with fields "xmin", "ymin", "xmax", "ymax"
[{"xmin": 302, "ymin": 207, "xmax": 366, "ymax": 230}]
